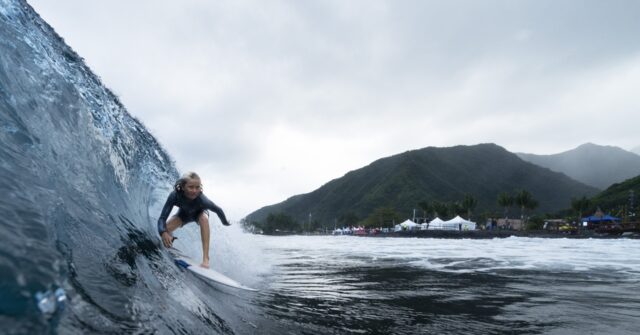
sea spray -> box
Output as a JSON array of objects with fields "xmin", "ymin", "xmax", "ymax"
[{"xmin": 170, "ymin": 219, "xmax": 271, "ymax": 288}]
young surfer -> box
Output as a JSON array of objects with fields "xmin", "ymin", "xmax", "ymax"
[{"xmin": 157, "ymin": 172, "xmax": 230, "ymax": 268}]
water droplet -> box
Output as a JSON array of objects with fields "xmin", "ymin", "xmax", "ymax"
[
  {"xmin": 35, "ymin": 290, "xmax": 56, "ymax": 315},
  {"xmin": 34, "ymin": 287, "xmax": 67, "ymax": 316}
]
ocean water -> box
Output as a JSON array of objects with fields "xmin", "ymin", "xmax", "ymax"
[
  {"xmin": 248, "ymin": 235, "xmax": 640, "ymax": 335},
  {"xmin": 2, "ymin": 1, "xmax": 640, "ymax": 334}
]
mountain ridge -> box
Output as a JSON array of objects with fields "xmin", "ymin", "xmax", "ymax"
[
  {"xmin": 246, "ymin": 143, "xmax": 599, "ymax": 226},
  {"xmin": 517, "ymin": 143, "xmax": 640, "ymax": 189}
]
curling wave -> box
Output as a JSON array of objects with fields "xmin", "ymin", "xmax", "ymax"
[{"xmin": 0, "ymin": 1, "xmax": 256, "ymax": 333}]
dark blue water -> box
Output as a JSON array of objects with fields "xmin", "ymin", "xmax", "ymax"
[{"xmin": 2, "ymin": 1, "xmax": 640, "ymax": 334}]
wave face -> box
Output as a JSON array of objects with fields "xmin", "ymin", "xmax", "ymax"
[{"xmin": 0, "ymin": 1, "xmax": 250, "ymax": 333}]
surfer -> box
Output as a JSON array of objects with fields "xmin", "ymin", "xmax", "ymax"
[{"xmin": 157, "ymin": 172, "xmax": 230, "ymax": 268}]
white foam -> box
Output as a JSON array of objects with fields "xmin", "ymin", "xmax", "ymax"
[
  {"xmin": 253, "ymin": 235, "xmax": 640, "ymax": 274},
  {"xmin": 171, "ymin": 220, "xmax": 271, "ymax": 288}
]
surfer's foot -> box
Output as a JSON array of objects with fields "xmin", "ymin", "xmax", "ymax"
[{"xmin": 200, "ymin": 259, "xmax": 209, "ymax": 268}]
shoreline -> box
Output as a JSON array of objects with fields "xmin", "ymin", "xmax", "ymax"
[
  {"xmin": 264, "ymin": 230, "xmax": 640, "ymax": 239},
  {"xmin": 364, "ymin": 229, "xmax": 639, "ymax": 239}
]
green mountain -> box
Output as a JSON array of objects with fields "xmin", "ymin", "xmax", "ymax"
[
  {"xmin": 245, "ymin": 143, "xmax": 598, "ymax": 226},
  {"xmin": 517, "ymin": 143, "xmax": 640, "ymax": 189},
  {"xmin": 589, "ymin": 175, "xmax": 640, "ymax": 214}
]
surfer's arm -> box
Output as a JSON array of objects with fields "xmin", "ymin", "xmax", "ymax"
[
  {"xmin": 157, "ymin": 191, "xmax": 178, "ymax": 236},
  {"xmin": 201, "ymin": 194, "xmax": 231, "ymax": 226}
]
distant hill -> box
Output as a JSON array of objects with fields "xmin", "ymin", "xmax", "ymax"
[
  {"xmin": 589, "ymin": 175, "xmax": 640, "ymax": 215},
  {"xmin": 517, "ymin": 143, "xmax": 640, "ymax": 189},
  {"xmin": 632, "ymin": 146, "xmax": 640, "ymax": 156},
  {"xmin": 246, "ymin": 144, "xmax": 598, "ymax": 226}
]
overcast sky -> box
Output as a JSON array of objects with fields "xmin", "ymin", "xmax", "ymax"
[{"xmin": 28, "ymin": 0, "xmax": 640, "ymax": 220}]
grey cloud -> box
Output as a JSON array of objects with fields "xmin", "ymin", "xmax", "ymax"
[{"xmin": 28, "ymin": 0, "xmax": 640, "ymax": 216}]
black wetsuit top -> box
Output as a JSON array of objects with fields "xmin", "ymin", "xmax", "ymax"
[{"xmin": 157, "ymin": 190, "xmax": 230, "ymax": 236}]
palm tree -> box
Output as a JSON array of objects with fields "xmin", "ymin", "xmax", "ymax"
[
  {"xmin": 514, "ymin": 189, "xmax": 537, "ymax": 223},
  {"xmin": 431, "ymin": 201, "xmax": 448, "ymax": 219},
  {"xmin": 497, "ymin": 192, "xmax": 514, "ymax": 219},
  {"xmin": 418, "ymin": 200, "xmax": 431, "ymax": 222},
  {"xmin": 461, "ymin": 194, "xmax": 477, "ymax": 220},
  {"xmin": 448, "ymin": 201, "xmax": 463, "ymax": 218}
]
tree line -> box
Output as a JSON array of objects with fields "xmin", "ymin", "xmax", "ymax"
[{"xmin": 247, "ymin": 189, "xmax": 626, "ymax": 233}]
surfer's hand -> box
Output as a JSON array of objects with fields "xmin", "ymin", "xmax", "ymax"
[{"xmin": 161, "ymin": 232, "xmax": 173, "ymax": 248}]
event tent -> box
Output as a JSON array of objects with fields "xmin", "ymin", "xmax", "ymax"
[
  {"xmin": 440, "ymin": 215, "xmax": 477, "ymax": 230},
  {"xmin": 421, "ymin": 217, "xmax": 444, "ymax": 230},
  {"xmin": 581, "ymin": 214, "xmax": 621, "ymax": 223},
  {"xmin": 395, "ymin": 219, "xmax": 419, "ymax": 232},
  {"xmin": 420, "ymin": 217, "xmax": 443, "ymax": 230},
  {"xmin": 429, "ymin": 217, "xmax": 445, "ymax": 225}
]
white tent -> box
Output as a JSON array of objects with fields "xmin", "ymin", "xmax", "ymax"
[
  {"xmin": 443, "ymin": 215, "xmax": 477, "ymax": 230},
  {"xmin": 421, "ymin": 217, "xmax": 444, "ymax": 230},
  {"xmin": 429, "ymin": 217, "xmax": 446, "ymax": 225},
  {"xmin": 395, "ymin": 219, "xmax": 419, "ymax": 232}
]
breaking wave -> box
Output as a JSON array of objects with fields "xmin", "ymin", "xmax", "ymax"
[{"xmin": 1, "ymin": 1, "xmax": 262, "ymax": 333}]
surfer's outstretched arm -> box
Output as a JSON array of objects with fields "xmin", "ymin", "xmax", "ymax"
[{"xmin": 200, "ymin": 194, "xmax": 231, "ymax": 226}]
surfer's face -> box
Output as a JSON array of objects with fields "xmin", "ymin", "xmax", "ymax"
[{"xmin": 183, "ymin": 179, "xmax": 202, "ymax": 200}]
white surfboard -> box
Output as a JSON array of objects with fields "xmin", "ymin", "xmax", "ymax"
[{"xmin": 170, "ymin": 248, "xmax": 257, "ymax": 291}]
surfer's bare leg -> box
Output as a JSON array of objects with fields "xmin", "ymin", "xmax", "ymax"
[
  {"xmin": 197, "ymin": 212, "xmax": 210, "ymax": 268},
  {"xmin": 162, "ymin": 215, "xmax": 183, "ymax": 248}
]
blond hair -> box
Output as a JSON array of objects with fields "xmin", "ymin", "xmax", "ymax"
[{"xmin": 174, "ymin": 171, "xmax": 202, "ymax": 192}]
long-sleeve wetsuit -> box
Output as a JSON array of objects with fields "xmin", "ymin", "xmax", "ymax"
[{"xmin": 157, "ymin": 190, "xmax": 230, "ymax": 236}]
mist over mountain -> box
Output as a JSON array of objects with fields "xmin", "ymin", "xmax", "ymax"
[
  {"xmin": 631, "ymin": 146, "xmax": 640, "ymax": 156},
  {"xmin": 246, "ymin": 144, "xmax": 598, "ymax": 226},
  {"xmin": 517, "ymin": 143, "xmax": 640, "ymax": 189}
]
